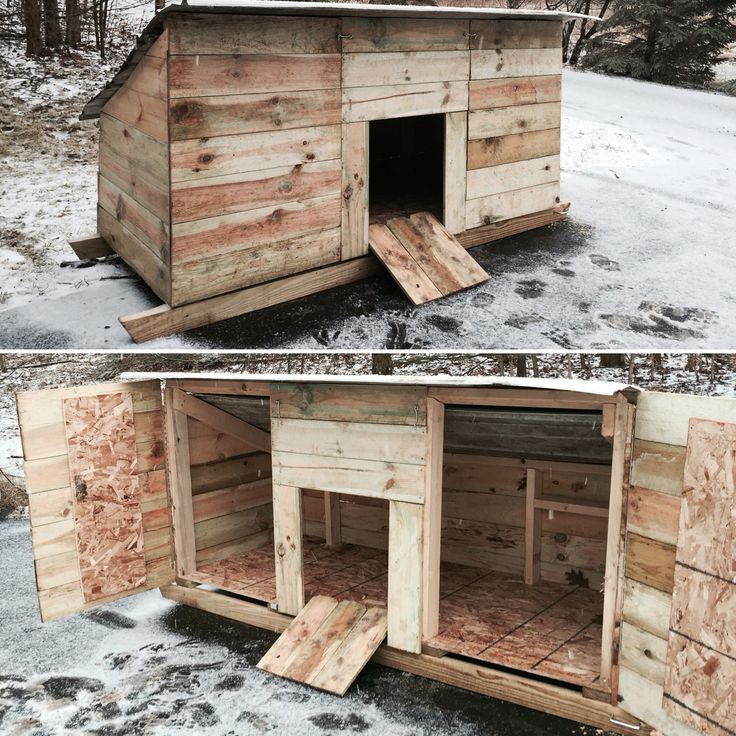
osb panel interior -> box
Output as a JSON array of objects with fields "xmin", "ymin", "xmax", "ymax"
[
  {"xmin": 63, "ymin": 392, "xmax": 146, "ymax": 603},
  {"xmin": 663, "ymin": 418, "xmax": 736, "ymax": 736}
]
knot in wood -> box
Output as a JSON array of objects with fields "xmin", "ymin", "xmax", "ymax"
[
  {"xmin": 276, "ymin": 543, "xmax": 286, "ymax": 558},
  {"xmin": 343, "ymin": 184, "xmax": 353, "ymax": 200}
]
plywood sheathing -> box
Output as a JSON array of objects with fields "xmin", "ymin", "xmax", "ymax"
[
  {"xmin": 62, "ymin": 392, "xmax": 146, "ymax": 602},
  {"xmin": 662, "ymin": 419, "xmax": 736, "ymax": 736}
]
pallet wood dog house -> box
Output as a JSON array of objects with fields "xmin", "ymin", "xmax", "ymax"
[
  {"xmin": 17, "ymin": 374, "xmax": 736, "ymax": 735},
  {"xmin": 72, "ymin": 0, "xmax": 581, "ymax": 342}
]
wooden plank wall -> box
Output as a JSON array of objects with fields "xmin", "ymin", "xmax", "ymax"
[
  {"xmin": 466, "ymin": 20, "xmax": 562, "ymax": 229},
  {"xmin": 98, "ymin": 31, "xmax": 171, "ymax": 303},
  {"xmin": 304, "ymin": 453, "xmax": 610, "ymax": 588},
  {"xmin": 19, "ymin": 381, "xmax": 173, "ymax": 621},
  {"xmin": 617, "ymin": 392, "xmax": 736, "ymax": 736},
  {"xmin": 167, "ymin": 14, "xmax": 343, "ymax": 306},
  {"xmin": 187, "ymin": 415, "xmax": 273, "ymax": 566}
]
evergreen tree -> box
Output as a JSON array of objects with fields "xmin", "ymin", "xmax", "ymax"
[{"xmin": 582, "ymin": 0, "xmax": 736, "ymax": 86}]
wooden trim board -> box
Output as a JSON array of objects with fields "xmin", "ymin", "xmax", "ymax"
[
  {"xmin": 120, "ymin": 206, "xmax": 566, "ymax": 342},
  {"xmin": 160, "ymin": 583, "xmax": 650, "ymax": 735}
]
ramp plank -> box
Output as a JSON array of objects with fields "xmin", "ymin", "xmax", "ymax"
[
  {"xmin": 368, "ymin": 224, "xmax": 443, "ymax": 305},
  {"xmin": 257, "ymin": 594, "xmax": 387, "ymax": 695},
  {"xmin": 369, "ymin": 212, "xmax": 488, "ymax": 304}
]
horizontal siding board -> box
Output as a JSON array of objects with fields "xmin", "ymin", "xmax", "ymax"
[
  {"xmin": 465, "ymin": 181, "xmax": 559, "ymax": 228},
  {"xmin": 342, "ymin": 81, "xmax": 468, "ymax": 123},
  {"xmin": 468, "ymin": 75, "xmax": 560, "ymax": 110},
  {"xmin": 169, "ymin": 88, "xmax": 341, "ymax": 140},
  {"xmin": 101, "ymin": 86, "xmax": 167, "ymax": 142},
  {"xmin": 619, "ymin": 621, "xmax": 668, "ymax": 686},
  {"xmin": 124, "ymin": 52, "xmax": 166, "ymax": 99},
  {"xmin": 192, "ymin": 481, "xmax": 272, "ymax": 523},
  {"xmin": 168, "ymin": 53, "xmax": 341, "ymax": 97},
  {"xmin": 341, "ymin": 17, "xmax": 470, "ymax": 52},
  {"xmin": 467, "ymin": 128, "xmax": 560, "ymax": 169},
  {"xmin": 271, "ymin": 450, "xmax": 426, "ymax": 504},
  {"xmin": 470, "ymin": 19, "xmax": 562, "ymax": 50},
  {"xmin": 172, "ymin": 194, "xmax": 341, "ymax": 264},
  {"xmin": 621, "ymin": 578, "xmax": 672, "ymax": 640},
  {"xmin": 471, "ymin": 47, "xmax": 562, "ymax": 80},
  {"xmin": 626, "ymin": 486, "xmax": 680, "ymax": 546},
  {"xmin": 342, "ymin": 50, "xmax": 469, "ymax": 87},
  {"xmin": 191, "ymin": 453, "xmax": 272, "ymax": 496},
  {"xmin": 194, "ymin": 504, "xmax": 273, "ymax": 551},
  {"xmin": 630, "ymin": 440, "xmax": 686, "ymax": 497},
  {"xmin": 168, "ymin": 14, "xmax": 340, "ymax": 55},
  {"xmin": 466, "ymin": 155, "xmax": 559, "ymax": 199},
  {"xmin": 624, "ymin": 533, "xmax": 676, "ymax": 594},
  {"xmin": 271, "ymin": 417, "xmax": 428, "ymax": 466},
  {"xmin": 171, "ymin": 159, "xmax": 340, "ymax": 224},
  {"xmin": 171, "ymin": 227, "xmax": 341, "ymax": 305},
  {"xmin": 170, "ymin": 124, "xmax": 341, "ymax": 182},
  {"xmin": 97, "ymin": 206, "xmax": 170, "ymax": 303},
  {"xmin": 468, "ymin": 101, "xmax": 561, "ymax": 139}
]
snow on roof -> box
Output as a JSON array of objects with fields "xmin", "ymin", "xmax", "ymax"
[
  {"xmin": 82, "ymin": 0, "xmax": 588, "ymax": 119},
  {"xmin": 121, "ymin": 371, "xmax": 639, "ymax": 399}
]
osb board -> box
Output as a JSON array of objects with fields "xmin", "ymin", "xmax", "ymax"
[
  {"xmin": 257, "ymin": 595, "xmax": 387, "ymax": 696},
  {"xmin": 63, "ymin": 392, "xmax": 146, "ymax": 602},
  {"xmin": 662, "ymin": 419, "xmax": 736, "ymax": 736}
]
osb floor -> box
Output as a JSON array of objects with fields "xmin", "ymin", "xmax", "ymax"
[{"xmin": 187, "ymin": 540, "xmax": 603, "ymax": 687}]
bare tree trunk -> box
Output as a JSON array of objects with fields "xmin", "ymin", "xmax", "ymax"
[
  {"xmin": 515, "ymin": 355, "xmax": 527, "ymax": 378},
  {"xmin": 627, "ymin": 355, "xmax": 635, "ymax": 384},
  {"xmin": 43, "ymin": 0, "xmax": 62, "ymax": 47},
  {"xmin": 65, "ymin": 0, "xmax": 81, "ymax": 46},
  {"xmin": 599, "ymin": 353, "xmax": 626, "ymax": 369},
  {"xmin": 23, "ymin": 0, "xmax": 43, "ymax": 55},
  {"xmin": 531, "ymin": 355, "xmax": 539, "ymax": 378}
]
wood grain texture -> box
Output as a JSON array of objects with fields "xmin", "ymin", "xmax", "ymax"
[
  {"xmin": 340, "ymin": 121, "xmax": 369, "ymax": 260},
  {"xmin": 662, "ymin": 419, "xmax": 736, "ymax": 736},
  {"xmin": 471, "ymin": 47, "xmax": 562, "ymax": 80},
  {"xmin": 470, "ymin": 19, "xmax": 562, "ymax": 50},
  {"xmin": 168, "ymin": 53, "xmax": 340, "ymax": 98},
  {"xmin": 444, "ymin": 111, "xmax": 467, "ymax": 235},
  {"xmin": 273, "ymin": 483, "xmax": 304, "ymax": 616},
  {"xmin": 63, "ymin": 392, "xmax": 145, "ymax": 602},
  {"xmin": 466, "ymin": 155, "xmax": 559, "ymax": 199},
  {"xmin": 102, "ymin": 86, "xmax": 167, "ymax": 142},
  {"xmin": 467, "ymin": 128, "xmax": 560, "ymax": 168},
  {"xmin": 169, "ymin": 88, "xmax": 341, "ymax": 140},
  {"xmin": 341, "ymin": 17, "xmax": 469, "ymax": 52},
  {"xmin": 625, "ymin": 533, "xmax": 676, "ymax": 594},
  {"xmin": 342, "ymin": 81, "xmax": 468, "ymax": 123},
  {"xmin": 469, "ymin": 75, "xmax": 560, "ymax": 110},
  {"xmin": 171, "ymin": 160, "xmax": 341, "ymax": 224},
  {"xmin": 469, "ymin": 101, "xmax": 561, "ymax": 139},
  {"xmin": 342, "ymin": 50, "xmax": 469, "ymax": 87},
  {"xmin": 465, "ymin": 182, "xmax": 560, "ymax": 228},
  {"xmin": 168, "ymin": 13, "xmax": 340, "ymax": 55}
]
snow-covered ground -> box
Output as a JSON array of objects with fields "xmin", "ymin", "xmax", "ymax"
[{"xmin": 1, "ymin": 52, "xmax": 736, "ymax": 348}]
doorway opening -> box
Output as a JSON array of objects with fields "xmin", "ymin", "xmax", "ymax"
[{"xmin": 369, "ymin": 114, "xmax": 444, "ymax": 224}]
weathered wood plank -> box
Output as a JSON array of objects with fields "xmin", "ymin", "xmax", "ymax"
[
  {"xmin": 271, "ymin": 417, "xmax": 427, "ymax": 465},
  {"xmin": 468, "ymin": 101, "xmax": 561, "ymax": 139},
  {"xmin": 168, "ymin": 53, "xmax": 340, "ymax": 98},
  {"xmin": 342, "ymin": 17, "xmax": 469, "ymax": 52},
  {"xmin": 387, "ymin": 500, "xmax": 423, "ymax": 653},
  {"xmin": 444, "ymin": 111, "xmax": 467, "ymax": 235},
  {"xmin": 465, "ymin": 182, "xmax": 560, "ymax": 228},
  {"xmin": 171, "ymin": 124, "xmax": 341, "ymax": 182},
  {"xmin": 192, "ymin": 480, "xmax": 271, "ymax": 524},
  {"xmin": 469, "ymin": 75, "xmax": 560, "ymax": 111},
  {"xmin": 468, "ymin": 128, "xmax": 560, "ymax": 168},
  {"xmin": 341, "ymin": 121, "xmax": 369, "ymax": 260},
  {"xmin": 171, "ymin": 160, "xmax": 340, "ymax": 224},
  {"xmin": 98, "ymin": 174, "xmax": 169, "ymax": 259},
  {"xmin": 194, "ymin": 505, "xmax": 272, "ymax": 551},
  {"xmin": 466, "ymin": 155, "xmax": 559, "ymax": 199},
  {"xmin": 273, "ymin": 483, "xmax": 304, "ymax": 616},
  {"xmin": 342, "ymin": 81, "xmax": 468, "ymax": 123},
  {"xmin": 68, "ymin": 234, "xmax": 113, "ymax": 260},
  {"xmin": 626, "ymin": 486, "xmax": 680, "ymax": 546},
  {"xmin": 470, "ymin": 19, "xmax": 561, "ymax": 50},
  {"xmin": 102, "ymin": 86, "xmax": 167, "ymax": 142},
  {"xmin": 471, "ymin": 47, "xmax": 562, "ymax": 80},
  {"xmin": 190, "ymin": 453, "xmax": 272, "ymax": 495},
  {"xmin": 169, "ymin": 89, "xmax": 341, "ymax": 140},
  {"xmin": 272, "ymin": 451, "xmax": 426, "ymax": 504},
  {"xmin": 342, "ymin": 50, "xmax": 469, "ymax": 87},
  {"xmin": 168, "ymin": 14, "xmax": 340, "ymax": 55},
  {"xmin": 619, "ymin": 621, "xmax": 668, "ymax": 686},
  {"xmin": 624, "ymin": 533, "xmax": 676, "ymax": 594},
  {"xmin": 621, "ymin": 578, "xmax": 672, "ymax": 640},
  {"xmin": 630, "ymin": 440, "xmax": 686, "ymax": 497}
]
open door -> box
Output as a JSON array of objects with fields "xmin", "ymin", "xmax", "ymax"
[
  {"xmin": 617, "ymin": 391, "xmax": 736, "ymax": 736},
  {"xmin": 17, "ymin": 380, "xmax": 174, "ymax": 622}
]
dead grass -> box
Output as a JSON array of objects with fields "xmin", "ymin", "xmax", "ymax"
[{"xmin": 0, "ymin": 472, "xmax": 27, "ymax": 513}]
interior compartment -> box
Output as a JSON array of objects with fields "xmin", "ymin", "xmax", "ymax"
[
  {"xmin": 369, "ymin": 114, "xmax": 444, "ymax": 224},
  {"xmin": 178, "ymin": 393, "xmax": 614, "ymax": 690}
]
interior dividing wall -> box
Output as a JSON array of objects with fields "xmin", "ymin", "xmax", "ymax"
[
  {"xmin": 304, "ymin": 452, "xmax": 611, "ymax": 588},
  {"xmin": 166, "ymin": 14, "xmax": 343, "ymax": 305},
  {"xmin": 187, "ymin": 414, "xmax": 273, "ymax": 567},
  {"xmin": 466, "ymin": 19, "xmax": 562, "ymax": 227},
  {"xmin": 98, "ymin": 31, "xmax": 171, "ymax": 303}
]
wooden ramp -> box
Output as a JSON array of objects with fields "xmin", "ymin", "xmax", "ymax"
[
  {"xmin": 368, "ymin": 212, "xmax": 489, "ymax": 305},
  {"xmin": 257, "ymin": 595, "xmax": 387, "ymax": 696}
]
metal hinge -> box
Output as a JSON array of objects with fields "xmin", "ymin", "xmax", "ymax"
[{"xmin": 609, "ymin": 716, "xmax": 641, "ymax": 731}]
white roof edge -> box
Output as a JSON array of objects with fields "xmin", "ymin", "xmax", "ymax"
[
  {"xmin": 173, "ymin": 0, "xmax": 598, "ymax": 21},
  {"xmin": 121, "ymin": 371, "xmax": 638, "ymax": 397}
]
